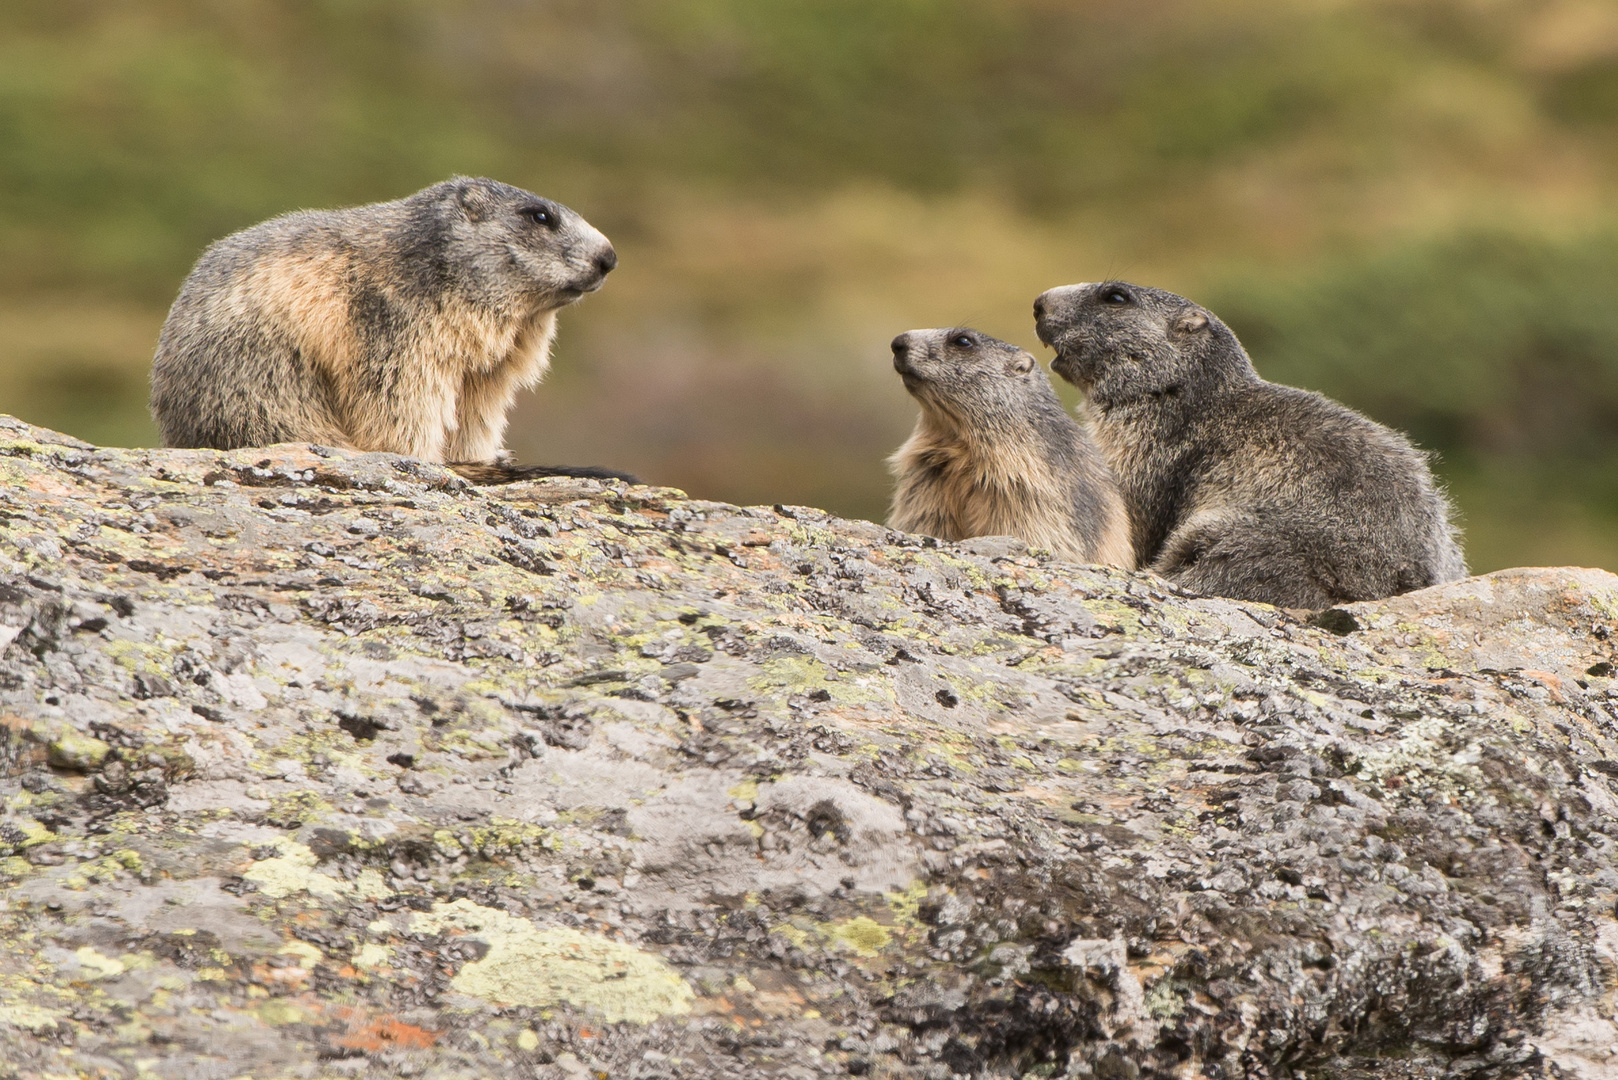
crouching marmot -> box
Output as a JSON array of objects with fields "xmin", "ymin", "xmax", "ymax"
[
  {"xmin": 1034, "ymin": 281, "xmax": 1466, "ymax": 607},
  {"xmin": 886, "ymin": 328, "xmax": 1134, "ymax": 568},
  {"xmin": 150, "ymin": 176, "xmax": 633, "ymax": 482}
]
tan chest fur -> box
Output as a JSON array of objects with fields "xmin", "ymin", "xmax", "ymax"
[
  {"xmin": 245, "ymin": 253, "xmax": 555, "ymax": 463},
  {"xmin": 890, "ymin": 424, "xmax": 1130, "ymax": 567},
  {"xmin": 446, "ymin": 307, "xmax": 557, "ymax": 463}
]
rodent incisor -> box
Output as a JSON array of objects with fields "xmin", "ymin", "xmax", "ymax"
[
  {"xmin": 1034, "ymin": 281, "xmax": 1465, "ymax": 607},
  {"xmin": 887, "ymin": 327, "xmax": 1134, "ymax": 568},
  {"xmin": 150, "ymin": 176, "xmax": 631, "ymax": 482}
]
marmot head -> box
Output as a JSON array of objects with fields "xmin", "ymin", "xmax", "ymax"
[
  {"xmin": 1033, "ymin": 281, "xmax": 1254, "ymax": 408},
  {"xmin": 891, "ymin": 328, "xmax": 1062, "ymax": 429},
  {"xmin": 413, "ymin": 176, "xmax": 617, "ymax": 311}
]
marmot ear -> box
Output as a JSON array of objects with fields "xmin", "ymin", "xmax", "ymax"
[
  {"xmin": 1174, "ymin": 312, "xmax": 1209, "ymax": 335},
  {"xmin": 455, "ymin": 181, "xmax": 497, "ymax": 223},
  {"xmin": 1007, "ymin": 352, "xmax": 1036, "ymax": 375}
]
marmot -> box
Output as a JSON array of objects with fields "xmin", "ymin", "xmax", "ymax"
[
  {"xmin": 150, "ymin": 176, "xmax": 633, "ymax": 482},
  {"xmin": 886, "ymin": 328, "xmax": 1134, "ymax": 569},
  {"xmin": 1033, "ymin": 281, "xmax": 1466, "ymax": 607}
]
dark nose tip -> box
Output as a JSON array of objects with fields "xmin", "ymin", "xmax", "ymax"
[
  {"xmin": 596, "ymin": 246, "xmax": 618, "ymax": 276},
  {"xmin": 1033, "ymin": 295, "xmax": 1048, "ymax": 321},
  {"xmin": 891, "ymin": 334, "xmax": 912, "ymax": 372}
]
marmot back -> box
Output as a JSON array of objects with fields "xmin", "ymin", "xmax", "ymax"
[
  {"xmin": 150, "ymin": 177, "xmax": 618, "ymax": 472},
  {"xmin": 1034, "ymin": 281, "xmax": 1466, "ymax": 607},
  {"xmin": 886, "ymin": 328, "xmax": 1133, "ymax": 569}
]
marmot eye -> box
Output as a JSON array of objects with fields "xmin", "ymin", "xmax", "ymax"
[
  {"xmin": 523, "ymin": 207, "xmax": 553, "ymax": 228},
  {"xmin": 1100, "ymin": 287, "xmax": 1131, "ymax": 305},
  {"xmin": 950, "ymin": 334, "xmax": 976, "ymax": 349}
]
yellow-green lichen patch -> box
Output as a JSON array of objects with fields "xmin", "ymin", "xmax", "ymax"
[
  {"xmin": 930, "ymin": 553, "xmax": 994, "ymax": 593},
  {"xmin": 73, "ymin": 947, "xmax": 126, "ymax": 979},
  {"xmin": 1144, "ymin": 977, "xmax": 1186, "ymax": 1019},
  {"xmin": 748, "ymin": 656, "xmax": 887, "ymax": 707},
  {"xmin": 261, "ymin": 790, "xmax": 331, "ymax": 829},
  {"xmin": 103, "ymin": 639, "xmax": 177, "ymax": 677},
  {"xmin": 1, "ymin": 816, "xmax": 54, "ymax": 851},
  {"xmin": 885, "ymin": 880, "xmax": 928, "ymax": 930},
  {"xmin": 410, "ymin": 900, "xmax": 692, "ymax": 1024},
  {"xmin": 46, "ymin": 730, "xmax": 110, "ymax": 772},
  {"xmin": 256, "ymin": 1000, "xmax": 310, "ymax": 1026},
  {"xmin": 1387, "ymin": 621, "xmax": 1453, "ymax": 670},
  {"xmin": 351, "ymin": 868, "xmax": 391, "ymax": 899},
  {"xmin": 278, "ymin": 940, "xmax": 324, "ymax": 968},
  {"xmin": 827, "ymin": 917, "xmax": 891, "ymax": 957},
  {"xmin": 241, "ymin": 838, "xmax": 349, "ymax": 899},
  {"xmin": 0, "ymin": 438, "xmax": 52, "ymax": 457},
  {"xmin": 353, "ymin": 943, "xmax": 393, "ymax": 970},
  {"xmin": 939, "ymin": 670, "xmax": 1026, "ymax": 709},
  {"xmin": 463, "ymin": 818, "xmax": 550, "ymax": 855},
  {"xmin": 964, "ymin": 632, "xmax": 1031, "ymax": 657},
  {"xmin": 0, "ymin": 1003, "xmax": 62, "ymax": 1031},
  {"xmin": 432, "ymin": 830, "xmax": 465, "ymax": 859},
  {"xmin": 1585, "ymin": 587, "xmax": 1618, "ymax": 622},
  {"xmin": 1078, "ymin": 598, "xmax": 1141, "ymax": 635},
  {"xmin": 910, "ymin": 728, "xmax": 981, "ymax": 774},
  {"xmin": 773, "ymin": 911, "xmax": 904, "ymax": 958}
]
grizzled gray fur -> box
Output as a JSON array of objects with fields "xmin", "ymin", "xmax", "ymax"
[
  {"xmin": 1035, "ymin": 281, "xmax": 1466, "ymax": 607},
  {"xmin": 887, "ymin": 328, "xmax": 1133, "ymax": 568},
  {"xmin": 150, "ymin": 177, "xmax": 618, "ymax": 471}
]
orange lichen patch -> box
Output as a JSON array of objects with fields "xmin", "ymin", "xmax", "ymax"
[
  {"xmin": 748, "ymin": 988, "xmax": 812, "ymax": 1019},
  {"xmin": 1520, "ymin": 670, "xmax": 1566, "ymax": 701},
  {"xmin": 23, "ymin": 473, "xmax": 78, "ymax": 496},
  {"xmin": 693, "ymin": 969, "xmax": 815, "ymax": 1025},
  {"xmin": 695, "ymin": 993, "xmax": 816, "ymax": 1027},
  {"xmin": 0, "ymin": 716, "xmax": 47, "ymax": 768},
  {"xmin": 1129, "ymin": 942, "xmax": 1196, "ymax": 982},
  {"xmin": 1016, "ymin": 784, "xmax": 1082, "ymax": 808},
  {"xmin": 692, "ymin": 995, "xmax": 734, "ymax": 1016},
  {"xmin": 767, "ymin": 612, "xmax": 820, "ymax": 633},
  {"xmin": 330, "ymin": 1008, "xmax": 440, "ymax": 1051}
]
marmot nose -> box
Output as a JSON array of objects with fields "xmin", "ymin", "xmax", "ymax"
[
  {"xmin": 1033, "ymin": 295, "xmax": 1048, "ymax": 321},
  {"xmin": 595, "ymin": 246, "xmax": 618, "ymax": 276},
  {"xmin": 890, "ymin": 335, "xmax": 912, "ymax": 370}
]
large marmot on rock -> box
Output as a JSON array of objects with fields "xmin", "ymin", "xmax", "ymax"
[
  {"xmin": 1034, "ymin": 281, "xmax": 1465, "ymax": 607},
  {"xmin": 887, "ymin": 327, "xmax": 1133, "ymax": 568},
  {"xmin": 151, "ymin": 177, "xmax": 628, "ymax": 481}
]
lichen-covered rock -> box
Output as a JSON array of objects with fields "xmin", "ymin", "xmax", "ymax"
[{"xmin": 0, "ymin": 414, "xmax": 1614, "ymax": 1079}]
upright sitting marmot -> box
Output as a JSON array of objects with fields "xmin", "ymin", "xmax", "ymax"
[
  {"xmin": 151, "ymin": 177, "xmax": 631, "ymax": 482},
  {"xmin": 1034, "ymin": 281, "xmax": 1466, "ymax": 607},
  {"xmin": 887, "ymin": 328, "xmax": 1134, "ymax": 568}
]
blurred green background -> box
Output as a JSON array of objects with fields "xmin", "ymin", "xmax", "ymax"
[{"xmin": 5, "ymin": 0, "xmax": 1618, "ymax": 572}]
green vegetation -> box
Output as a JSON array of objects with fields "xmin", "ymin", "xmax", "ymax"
[{"xmin": 4, "ymin": 0, "xmax": 1618, "ymax": 569}]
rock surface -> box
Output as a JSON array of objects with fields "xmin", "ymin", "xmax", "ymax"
[{"xmin": 0, "ymin": 415, "xmax": 1615, "ymax": 1079}]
